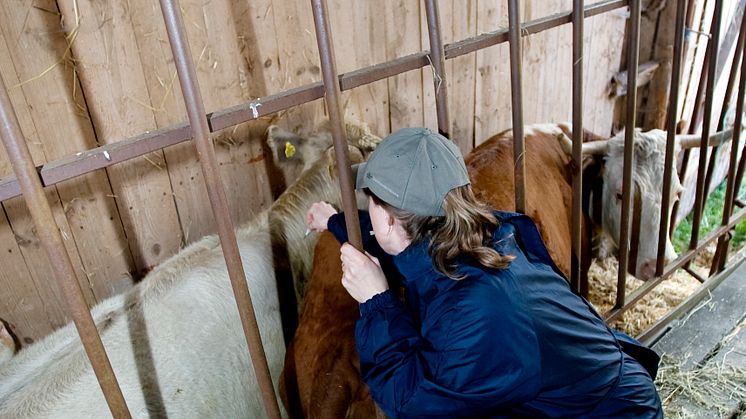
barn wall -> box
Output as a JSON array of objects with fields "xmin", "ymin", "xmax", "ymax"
[{"xmin": 0, "ymin": 0, "xmax": 626, "ymax": 343}]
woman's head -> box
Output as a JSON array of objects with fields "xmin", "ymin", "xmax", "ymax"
[
  {"xmin": 355, "ymin": 127, "xmax": 470, "ymax": 217},
  {"xmin": 356, "ymin": 128, "xmax": 513, "ymax": 277}
]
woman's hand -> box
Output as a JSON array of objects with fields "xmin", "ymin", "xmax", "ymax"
[
  {"xmin": 306, "ymin": 201, "xmax": 338, "ymax": 233},
  {"xmin": 340, "ymin": 243, "xmax": 389, "ymax": 304}
]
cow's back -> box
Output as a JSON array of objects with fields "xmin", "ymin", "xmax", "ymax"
[
  {"xmin": 280, "ymin": 232, "xmax": 376, "ymax": 419},
  {"xmin": 0, "ymin": 220, "xmax": 285, "ymax": 419},
  {"xmin": 466, "ymin": 126, "xmax": 574, "ymax": 277}
]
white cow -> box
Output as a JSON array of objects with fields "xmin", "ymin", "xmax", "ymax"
[
  {"xmin": 561, "ymin": 126, "xmax": 734, "ymax": 279},
  {"xmin": 0, "ymin": 119, "xmax": 379, "ymax": 418}
]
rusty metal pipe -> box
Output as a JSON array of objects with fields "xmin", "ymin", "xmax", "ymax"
[
  {"xmin": 690, "ymin": 0, "xmax": 724, "ymax": 251},
  {"xmin": 571, "ymin": 0, "xmax": 585, "ymax": 294},
  {"xmin": 703, "ymin": 6, "xmax": 746, "ymax": 216},
  {"xmin": 0, "ymin": 64, "xmax": 131, "ymax": 418},
  {"xmin": 616, "ymin": 0, "xmax": 641, "ymax": 308},
  {"xmin": 715, "ymin": 16, "xmax": 746, "ymax": 272},
  {"xmin": 508, "ymin": 0, "xmax": 526, "ymax": 214},
  {"xmin": 656, "ymin": 0, "xmax": 688, "ymax": 276},
  {"xmin": 158, "ymin": 1, "xmax": 281, "ymax": 417},
  {"xmin": 310, "ymin": 0, "xmax": 362, "ymax": 251},
  {"xmin": 424, "ymin": 0, "xmax": 451, "ymax": 137}
]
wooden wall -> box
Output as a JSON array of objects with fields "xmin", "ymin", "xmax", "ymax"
[{"xmin": 0, "ymin": 0, "xmax": 626, "ymax": 343}]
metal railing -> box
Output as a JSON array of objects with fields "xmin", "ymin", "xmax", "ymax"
[{"xmin": 1, "ymin": 0, "xmax": 743, "ymax": 416}]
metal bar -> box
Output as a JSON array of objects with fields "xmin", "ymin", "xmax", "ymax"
[
  {"xmin": 702, "ymin": 6, "xmax": 746, "ymax": 214},
  {"xmin": 670, "ymin": 17, "xmax": 714, "ymax": 238},
  {"xmin": 628, "ymin": 185, "xmax": 642, "ymax": 275},
  {"xmin": 447, "ymin": 0, "xmax": 628, "ymax": 59},
  {"xmin": 639, "ymin": 246, "xmax": 740, "ymax": 345},
  {"xmin": 657, "ymin": 0, "xmax": 688, "ymax": 276},
  {"xmin": 616, "ymin": 0, "xmax": 641, "ymax": 308},
  {"xmin": 158, "ymin": 2, "xmax": 281, "ymax": 418},
  {"xmin": 0, "ymin": 61, "xmax": 131, "ymax": 418},
  {"xmin": 689, "ymin": 0, "xmax": 724, "ymax": 250},
  {"xmin": 571, "ymin": 0, "xmax": 585, "ymax": 294},
  {"xmin": 310, "ymin": 0, "xmax": 362, "ymax": 250},
  {"xmin": 0, "ymin": 0, "xmax": 631, "ymax": 204},
  {"xmin": 606, "ymin": 203, "xmax": 746, "ymax": 323},
  {"xmin": 424, "ymin": 0, "xmax": 450, "ymax": 137},
  {"xmin": 684, "ymin": 265, "xmax": 707, "ymax": 282},
  {"xmin": 714, "ymin": 19, "xmax": 746, "ymax": 271},
  {"xmin": 508, "ymin": 0, "xmax": 526, "ymax": 214}
]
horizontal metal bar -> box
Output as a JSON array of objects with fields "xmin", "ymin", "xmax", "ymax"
[
  {"xmin": 0, "ymin": 0, "xmax": 630, "ymax": 203},
  {"xmin": 605, "ymin": 204, "xmax": 746, "ymax": 323},
  {"xmin": 42, "ymin": 123, "xmax": 192, "ymax": 185},
  {"xmin": 446, "ymin": 0, "xmax": 628, "ymax": 59},
  {"xmin": 638, "ymin": 246, "xmax": 745, "ymax": 345}
]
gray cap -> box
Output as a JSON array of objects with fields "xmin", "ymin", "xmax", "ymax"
[{"xmin": 355, "ymin": 127, "xmax": 470, "ymax": 216}]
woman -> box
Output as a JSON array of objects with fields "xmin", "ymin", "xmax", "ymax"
[{"xmin": 306, "ymin": 127, "xmax": 663, "ymax": 418}]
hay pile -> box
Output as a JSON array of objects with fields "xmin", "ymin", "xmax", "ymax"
[
  {"xmin": 656, "ymin": 352, "xmax": 746, "ymax": 418},
  {"xmin": 586, "ymin": 259, "xmax": 701, "ymax": 336}
]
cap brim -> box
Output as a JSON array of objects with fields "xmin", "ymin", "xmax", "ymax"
[{"xmin": 352, "ymin": 162, "xmax": 366, "ymax": 190}]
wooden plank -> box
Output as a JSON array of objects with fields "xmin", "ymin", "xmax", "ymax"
[
  {"xmin": 0, "ymin": 1, "xmax": 135, "ymax": 303},
  {"xmin": 449, "ymin": 0, "xmax": 477, "ymax": 153},
  {"xmin": 56, "ymin": 0, "xmax": 184, "ymax": 273},
  {"xmin": 268, "ymin": 0, "xmax": 327, "ymax": 134},
  {"xmin": 384, "ymin": 0, "xmax": 424, "ymax": 132},
  {"xmin": 652, "ymin": 259, "xmax": 746, "ymax": 369},
  {"xmin": 583, "ymin": 10, "xmax": 627, "ymax": 134},
  {"xmin": 0, "ymin": 205, "xmax": 52, "ymax": 344},
  {"xmin": 474, "ymin": 0, "xmax": 511, "ymax": 145},
  {"xmin": 2, "ymin": 193, "xmax": 88, "ymax": 333},
  {"xmin": 126, "ymin": 0, "xmax": 271, "ymax": 244},
  {"xmin": 327, "ymin": 0, "xmax": 389, "ymax": 136}
]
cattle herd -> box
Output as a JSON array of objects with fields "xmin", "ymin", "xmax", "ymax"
[{"xmin": 0, "ymin": 118, "xmax": 736, "ymax": 418}]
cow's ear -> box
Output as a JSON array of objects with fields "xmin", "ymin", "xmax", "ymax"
[{"xmin": 266, "ymin": 125, "xmax": 305, "ymax": 164}]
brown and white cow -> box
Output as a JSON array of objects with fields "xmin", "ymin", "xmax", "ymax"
[
  {"xmin": 280, "ymin": 123, "xmax": 734, "ymax": 418},
  {"xmin": 0, "ymin": 119, "xmax": 379, "ymax": 419}
]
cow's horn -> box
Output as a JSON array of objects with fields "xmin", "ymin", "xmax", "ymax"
[
  {"xmin": 557, "ymin": 132, "xmax": 610, "ymax": 156},
  {"xmin": 677, "ymin": 128, "xmax": 734, "ymax": 149},
  {"xmin": 581, "ymin": 140, "xmax": 610, "ymax": 155}
]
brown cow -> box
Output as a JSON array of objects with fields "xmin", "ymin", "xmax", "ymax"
[
  {"xmin": 281, "ymin": 123, "xmax": 728, "ymax": 418},
  {"xmin": 280, "ymin": 232, "xmax": 377, "ymax": 419}
]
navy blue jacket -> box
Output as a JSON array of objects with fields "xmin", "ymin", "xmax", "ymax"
[{"xmin": 328, "ymin": 211, "xmax": 662, "ymax": 418}]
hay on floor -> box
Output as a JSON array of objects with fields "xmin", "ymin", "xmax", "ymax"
[{"xmin": 586, "ymin": 258, "xmax": 701, "ymax": 336}]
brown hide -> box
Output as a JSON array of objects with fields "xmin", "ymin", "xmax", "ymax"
[
  {"xmin": 280, "ymin": 232, "xmax": 376, "ymax": 419},
  {"xmin": 466, "ymin": 128, "xmax": 576, "ymax": 277},
  {"xmin": 281, "ymin": 125, "xmax": 604, "ymax": 418}
]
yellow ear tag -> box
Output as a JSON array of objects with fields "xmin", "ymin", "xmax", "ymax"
[{"xmin": 284, "ymin": 141, "xmax": 296, "ymax": 158}]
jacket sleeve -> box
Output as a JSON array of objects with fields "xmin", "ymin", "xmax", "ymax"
[
  {"xmin": 356, "ymin": 287, "xmax": 542, "ymax": 418},
  {"xmin": 328, "ymin": 211, "xmax": 404, "ymax": 287}
]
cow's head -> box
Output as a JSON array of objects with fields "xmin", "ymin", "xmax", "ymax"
[{"xmin": 562, "ymin": 127, "xmax": 734, "ymax": 280}]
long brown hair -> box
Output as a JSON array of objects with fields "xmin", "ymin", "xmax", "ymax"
[{"xmin": 367, "ymin": 185, "xmax": 514, "ymax": 279}]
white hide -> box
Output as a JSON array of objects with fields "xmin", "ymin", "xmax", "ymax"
[
  {"xmin": 0, "ymin": 218, "xmax": 281, "ymax": 418},
  {"xmin": 598, "ymin": 129, "xmax": 682, "ymax": 279},
  {"xmin": 0, "ymin": 122, "xmax": 378, "ymax": 418}
]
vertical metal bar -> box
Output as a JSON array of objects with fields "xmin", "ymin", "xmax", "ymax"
[
  {"xmin": 0, "ymin": 71, "xmax": 131, "ymax": 417},
  {"xmin": 671, "ymin": 6, "xmax": 719, "ymax": 237},
  {"xmin": 310, "ymin": 0, "xmax": 362, "ymax": 250},
  {"xmin": 703, "ymin": 10, "xmax": 746, "ymax": 211},
  {"xmin": 617, "ymin": 0, "xmax": 641, "ymax": 308},
  {"xmin": 690, "ymin": 0, "xmax": 724, "ymax": 251},
  {"xmin": 158, "ymin": 2, "xmax": 281, "ymax": 418},
  {"xmin": 571, "ymin": 0, "xmax": 584, "ymax": 294},
  {"xmin": 714, "ymin": 20, "xmax": 746, "ymax": 271},
  {"xmin": 508, "ymin": 0, "xmax": 526, "ymax": 214},
  {"xmin": 424, "ymin": 0, "xmax": 451, "ymax": 137},
  {"xmin": 657, "ymin": 0, "xmax": 688, "ymax": 276}
]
